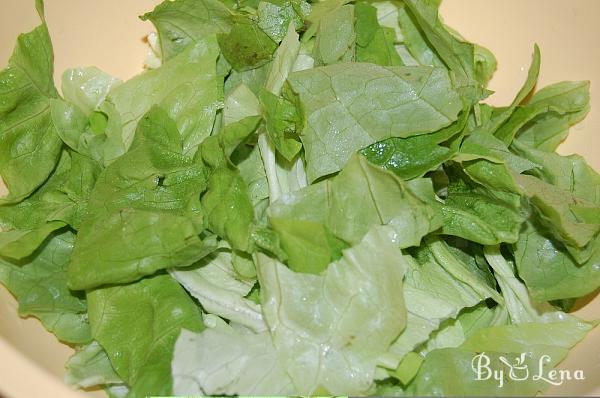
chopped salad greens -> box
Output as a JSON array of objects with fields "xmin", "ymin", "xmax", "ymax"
[{"xmin": 0, "ymin": 0, "xmax": 598, "ymax": 396}]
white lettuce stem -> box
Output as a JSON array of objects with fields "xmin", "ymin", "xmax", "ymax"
[{"xmin": 258, "ymin": 130, "xmax": 282, "ymax": 203}]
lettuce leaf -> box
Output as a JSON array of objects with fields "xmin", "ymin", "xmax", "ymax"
[
  {"xmin": 286, "ymin": 63, "xmax": 462, "ymax": 181},
  {"xmin": 87, "ymin": 274, "xmax": 204, "ymax": 398},
  {"xmin": 0, "ymin": 231, "xmax": 91, "ymax": 344},
  {"xmin": 0, "ymin": 3, "xmax": 62, "ymax": 203}
]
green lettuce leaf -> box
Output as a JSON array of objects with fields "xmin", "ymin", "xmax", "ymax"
[
  {"xmin": 257, "ymin": 0, "xmax": 311, "ymax": 43},
  {"xmin": 200, "ymin": 117, "xmax": 262, "ymax": 252},
  {"xmin": 483, "ymin": 244, "xmax": 575, "ymax": 324},
  {"xmin": 100, "ymin": 37, "xmax": 220, "ymax": 162},
  {"xmin": 269, "ymin": 155, "xmax": 441, "ymax": 272},
  {"xmin": 68, "ymin": 107, "xmax": 217, "ymax": 290},
  {"xmin": 361, "ymin": 111, "xmax": 467, "ymax": 180},
  {"xmin": 441, "ymin": 164, "xmax": 525, "ymax": 245},
  {"xmin": 141, "ymin": 0, "xmax": 232, "ymax": 60},
  {"xmin": 514, "ymin": 221, "xmax": 600, "ymax": 301},
  {"xmin": 286, "ymin": 63, "xmax": 462, "ymax": 181},
  {"xmin": 0, "ymin": 3, "xmax": 62, "ymax": 203},
  {"xmin": 217, "ymin": 16, "xmax": 278, "ymax": 72},
  {"xmin": 65, "ymin": 341, "xmax": 123, "ymax": 389},
  {"xmin": 0, "ymin": 231, "xmax": 91, "ymax": 344},
  {"xmin": 87, "ymin": 273, "xmax": 204, "ymax": 398},
  {"xmin": 355, "ymin": 1, "xmax": 402, "ymax": 66},
  {"xmin": 61, "ymin": 67, "xmax": 121, "ymax": 115},
  {"xmin": 496, "ymin": 81, "xmax": 590, "ymax": 148},
  {"xmin": 0, "ymin": 151, "xmax": 101, "ymax": 258},
  {"xmin": 313, "ymin": 4, "xmax": 355, "ymax": 65},
  {"xmin": 514, "ymin": 173, "xmax": 599, "ymax": 252},
  {"xmin": 406, "ymin": 320, "xmax": 593, "ymax": 396},
  {"xmin": 402, "ymin": 0, "xmax": 483, "ymax": 101}
]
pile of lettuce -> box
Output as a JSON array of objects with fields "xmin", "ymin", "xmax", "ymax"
[{"xmin": 0, "ymin": 0, "xmax": 598, "ymax": 396}]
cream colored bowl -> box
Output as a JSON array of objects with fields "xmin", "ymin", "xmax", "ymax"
[{"xmin": 0, "ymin": 1, "xmax": 599, "ymax": 397}]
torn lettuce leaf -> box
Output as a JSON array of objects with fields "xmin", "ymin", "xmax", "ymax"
[
  {"xmin": 68, "ymin": 106, "xmax": 218, "ymax": 289},
  {"xmin": 61, "ymin": 67, "xmax": 121, "ymax": 115},
  {"xmin": 514, "ymin": 222, "xmax": 600, "ymax": 301},
  {"xmin": 406, "ymin": 320, "xmax": 593, "ymax": 396},
  {"xmin": 440, "ymin": 164, "xmax": 525, "ymax": 245},
  {"xmin": 0, "ymin": 0, "xmax": 598, "ymax": 397},
  {"xmin": 100, "ymin": 36, "xmax": 220, "ymax": 163},
  {"xmin": 170, "ymin": 248, "xmax": 264, "ymax": 332},
  {"xmin": 87, "ymin": 273, "xmax": 204, "ymax": 398},
  {"xmin": 257, "ymin": 0, "xmax": 311, "ymax": 43},
  {"xmin": 141, "ymin": 0, "xmax": 233, "ymax": 60},
  {"xmin": 0, "ymin": 4, "xmax": 62, "ymax": 203},
  {"xmin": 313, "ymin": 4, "xmax": 356, "ymax": 65},
  {"xmin": 172, "ymin": 321, "xmax": 293, "ymax": 396},
  {"xmin": 497, "ymin": 81, "xmax": 590, "ymax": 148},
  {"xmin": 217, "ymin": 16, "xmax": 278, "ymax": 72},
  {"xmin": 0, "ymin": 231, "xmax": 91, "ymax": 344},
  {"xmin": 65, "ymin": 341, "xmax": 123, "ymax": 389},
  {"xmin": 286, "ymin": 62, "xmax": 462, "ymax": 182},
  {"xmin": 354, "ymin": 1, "xmax": 402, "ymax": 66},
  {"xmin": 382, "ymin": 244, "xmax": 497, "ymax": 370},
  {"xmin": 268, "ymin": 155, "xmax": 441, "ymax": 273},
  {"xmin": 172, "ymin": 226, "xmax": 408, "ymax": 395}
]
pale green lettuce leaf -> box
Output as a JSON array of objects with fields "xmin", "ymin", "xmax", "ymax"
[
  {"xmin": 286, "ymin": 63, "xmax": 462, "ymax": 181},
  {"xmin": 511, "ymin": 141, "xmax": 600, "ymax": 263},
  {"xmin": 260, "ymin": 23, "xmax": 303, "ymax": 161},
  {"xmin": 255, "ymin": 226, "xmax": 407, "ymax": 395},
  {"xmin": 496, "ymin": 81, "xmax": 590, "ymax": 147},
  {"xmin": 65, "ymin": 341, "xmax": 123, "ymax": 389},
  {"xmin": 170, "ymin": 249, "xmax": 264, "ymax": 331},
  {"xmin": 303, "ymin": 0, "xmax": 351, "ymax": 40},
  {"xmin": 61, "ymin": 67, "xmax": 121, "ymax": 115},
  {"xmin": 264, "ymin": 22, "xmax": 301, "ymax": 94},
  {"xmin": 481, "ymin": 44, "xmax": 540, "ymax": 136},
  {"xmin": 269, "ymin": 155, "xmax": 441, "ymax": 272},
  {"xmin": 402, "ymin": 0, "xmax": 483, "ymax": 101},
  {"xmin": 354, "ymin": 1, "xmax": 402, "ymax": 66},
  {"xmin": 172, "ymin": 322, "xmax": 293, "ymax": 396},
  {"xmin": 100, "ymin": 37, "xmax": 220, "ymax": 162},
  {"xmin": 173, "ymin": 226, "xmax": 407, "ymax": 395},
  {"xmin": 514, "ymin": 173, "xmax": 599, "ymax": 251},
  {"xmin": 257, "ymin": 0, "xmax": 311, "ymax": 43},
  {"xmin": 313, "ymin": 4, "xmax": 356, "ymax": 65},
  {"xmin": 382, "ymin": 246, "xmax": 495, "ymax": 369},
  {"xmin": 235, "ymin": 143, "xmax": 270, "ymax": 207},
  {"xmin": 483, "ymin": 244, "xmax": 576, "ymax": 324},
  {"xmin": 141, "ymin": 0, "xmax": 232, "ymax": 60},
  {"xmin": 223, "ymin": 83, "xmax": 261, "ymax": 126},
  {"xmin": 50, "ymin": 99, "xmax": 107, "ymax": 162}
]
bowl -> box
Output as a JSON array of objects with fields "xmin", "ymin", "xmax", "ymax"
[{"xmin": 0, "ymin": 0, "xmax": 598, "ymax": 397}]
